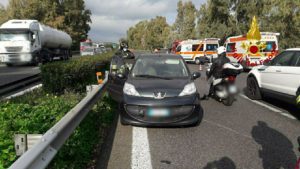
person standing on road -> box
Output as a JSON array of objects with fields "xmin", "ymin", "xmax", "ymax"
[
  {"xmin": 206, "ymin": 46, "xmax": 230, "ymax": 96},
  {"xmin": 110, "ymin": 50, "xmax": 127, "ymax": 76}
]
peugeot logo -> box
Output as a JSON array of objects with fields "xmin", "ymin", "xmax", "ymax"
[{"xmin": 153, "ymin": 92, "xmax": 166, "ymax": 99}]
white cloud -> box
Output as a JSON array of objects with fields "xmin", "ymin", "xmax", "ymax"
[{"xmin": 0, "ymin": 0, "xmax": 206, "ymax": 42}]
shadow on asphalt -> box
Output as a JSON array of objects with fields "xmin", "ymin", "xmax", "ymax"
[
  {"xmin": 96, "ymin": 111, "xmax": 119, "ymax": 169},
  {"xmin": 203, "ymin": 157, "xmax": 236, "ymax": 169},
  {"xmin": 251, "ymin": 121, "xmax": 297, "ymax": 169},
  {"xmin": 242, "ymin": 87, "xmax": 300, "ymax": 120}
]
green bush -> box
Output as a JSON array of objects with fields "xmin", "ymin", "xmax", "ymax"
[
  {"xmin": 41, "ymin": 53, "xmax": 112, "ymax": 94},
  {"xmin": 0, "ymin": 90, "xmax": 82, "ymax": 168},
  {"xmin": 49, "ymin": 95, "xmax": 116, "ymax": 169},
  {"xmin": 0, "ymin": 90, "xmax": 116, "ymax": 169}
]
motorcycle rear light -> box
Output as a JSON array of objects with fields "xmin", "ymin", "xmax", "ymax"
[{"xmin": 228, "ymin": 76, "xmax": 236, "ymax": 82}]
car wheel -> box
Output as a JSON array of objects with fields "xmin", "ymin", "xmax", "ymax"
[
  {"xmin": 247, "ymin": 76, "xmax": 262, "ymax": 100},
  {"xmin": 195, "ymin": 58, "xmax": 201, "ymax": 65}
]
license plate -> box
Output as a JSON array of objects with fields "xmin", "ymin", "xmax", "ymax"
[
  {"xmin": 229, "ymin": 86, "xmax": 237, "ymax": 93},
  {"xmin": 148, "ymin": 108, "xmax": 170, "ymax": 117}
]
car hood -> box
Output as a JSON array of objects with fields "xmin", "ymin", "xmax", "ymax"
[{"xmin": 127, "ymin": 78, "xmax": 190, "ymax": 98}]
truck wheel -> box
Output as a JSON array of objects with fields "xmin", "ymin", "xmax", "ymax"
[
  {"xmin": 195, "ymin": 58, "xmax": 201, "ymax": 65},
  {"xmin": 6, "ymin": 63, "xmax": 13, "ymax": 67},
  {"xmin": 247, "ymin": 76, "xmax": 262, "ymax": 100}
]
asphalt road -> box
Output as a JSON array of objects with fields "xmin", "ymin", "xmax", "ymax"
[{"xmin": 103, "ymin": 63, "xmax": 300, "ymax": 169}]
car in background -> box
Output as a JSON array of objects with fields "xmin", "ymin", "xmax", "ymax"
[
  {"xmin": 246, "ymin": 48, "xmax": 300, "ymax": 105},
  {"xmin": 80, "ymin": 41, "xmax": 95, "ymax": 56},
  {"xmin": 108, "ymin": 54, "xmax": 202, "ymax": 126}
]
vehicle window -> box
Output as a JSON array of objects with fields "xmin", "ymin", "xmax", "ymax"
[
  {"xmin": 226, "ymin": 43, "xmax": 236, "ymax": 52},
  {"xmin": 199, "ymin": 44, "xmax": 204, "ymax": 51},
  {"xmin": 262, "ymin": 41, "xmax": 276, "ymax": 52},
  {"xmin": 206, "ymin": 44, "xmax": 218, "ymax": 51},
  {"xmin": 293, "ymin": 52, "xmax": 300, "ymax": 67},
  {"xmin": 176, "ymin": 45, "xmax": 181, "ymax": 52},
  {"xmin": 131, "ymin": 57, "xmax": 189, "ymax": 78},
  {"xmin": 192, "ymin": 44, "xmax": 200, "ymax": 51},
  {"xmin": 270, "ymin": 51, "xmax": 295, "ymax": 66},
  {"xmin": 0, "ymin": 30, "xmax": 30, "ymax": 41}
]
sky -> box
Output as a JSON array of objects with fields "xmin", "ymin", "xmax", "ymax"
[{"xmin": 0, "ymin": 0, "xmax": 206, "ymax": 42}]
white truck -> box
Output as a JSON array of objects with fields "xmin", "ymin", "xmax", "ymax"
[{"xmin": 0, "ymin": 20, "xmax": 72, "ymax": 66}]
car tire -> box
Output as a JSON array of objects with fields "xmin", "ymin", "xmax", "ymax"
[
  {"xmin": 247, "ymin": 76, "xmax": 262, "ymax": 100},
  {"xmin": 120, "ymin": 115, "xmax": 129, "ymax": 126},
  {"xmin": 195, "ymin": 58, "xmax": 201, "ymax": 65},
  {"xmin": 6, "ymin": 63, "xmax": 13, "ymax": 67}
]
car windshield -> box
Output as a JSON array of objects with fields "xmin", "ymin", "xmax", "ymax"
[
  {"xmin": 131, "ymin": 57, "xmax": 189, "ymax": 78},
  {"xmin": 0, "ymin": 30, "xmax": 30, "ymax": 41}
]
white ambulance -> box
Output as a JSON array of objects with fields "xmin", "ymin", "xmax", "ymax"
[
  {"xmin": 225, "ymin": 32, "xmax": 280, "ymax": 69},
  {"xmin": 175, "ymin": 38, "xmax": 219, "ymax": 64}
]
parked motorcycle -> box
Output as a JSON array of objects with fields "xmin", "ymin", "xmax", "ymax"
[
  {"xmin": 206, "ymin": 62, "xmax": 243, "ymax": 106},
  {"xmin": 296, "ymin": 136, "xmax": 300, "ymax": 169}
]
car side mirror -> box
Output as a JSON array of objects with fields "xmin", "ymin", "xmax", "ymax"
[{"xmin": 191, "ymin": 72, "xmax": 201, "ymax": 80}]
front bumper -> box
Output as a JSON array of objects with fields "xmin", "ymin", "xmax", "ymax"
[
  {"xmin": 121, "ymin": 94, "xmax": 203, "ymax": 127},
  {"xmin": 0, "ymin": 53, "xmax": 33, "ymax": 63}
]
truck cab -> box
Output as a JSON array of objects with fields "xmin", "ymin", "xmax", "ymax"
[{"xmin": 0, "ymin": 20, "xmax": 41, "ymax": 65}]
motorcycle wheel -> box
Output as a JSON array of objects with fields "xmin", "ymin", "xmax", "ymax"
[{"xmin": 223, "ymin": 95, "xmax": 234, "ymax": 106}]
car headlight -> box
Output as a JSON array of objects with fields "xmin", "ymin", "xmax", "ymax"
[
  {"xmin": 123, "ymin": 82, "xmax": 140, "ymax": 96},
  {"xmin": 179, "ymin": 82, "xmax": 197, "ymax": 96}
]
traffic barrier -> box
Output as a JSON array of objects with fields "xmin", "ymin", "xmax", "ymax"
[{"xmin": 9, "ymin": 72, "xmax": 108, "ymax": 169}]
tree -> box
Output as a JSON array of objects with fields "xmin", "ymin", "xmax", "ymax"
[
  {"xmin": 173, "ymin": 0, "xmax": 197, "ymax": 40},
  {"xmin": 0, "ymin": 5, "xmax": 7, "ymax": 25},
  {"xmin": 197, "ymin": 0, "xmax": 237, "ymax": 44},
  {"xmin": 127, "ymin": 16, "xmax": 170, "ymax": 50}
]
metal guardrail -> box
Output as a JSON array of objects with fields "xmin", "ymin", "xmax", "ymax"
[
  {"xmin": 0, "ymin": 74, "xmax": 41, "ymax": 98},
  {"xmin": 9, "ymin": 72, "xmax": 108, "ymax": 169}
]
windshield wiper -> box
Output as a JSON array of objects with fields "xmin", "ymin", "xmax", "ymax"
[{"xmin": 135, "ymin": 74, "xmax": 172, "ymax": 80}]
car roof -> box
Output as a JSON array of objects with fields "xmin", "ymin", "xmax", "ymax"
[
  {"xmin": 138, "ymin": 54, "xmax": 183, "ymax": 59},
  {"xmin": 286, "ymin": 48, "xmax": 300, "ymax": 51}
]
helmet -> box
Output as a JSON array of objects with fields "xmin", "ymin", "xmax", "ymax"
[{"xmin": 217, "ymin": 46, "xmax": 226, "ymax": 55}]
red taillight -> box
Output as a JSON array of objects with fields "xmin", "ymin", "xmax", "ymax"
[
  {"xmin": 228, "ymin": 76, "xmax": 236, "ymax": 82},
  {"xmin": 295, "ymin": 159, "xmax": 300, "ymax": 169}
]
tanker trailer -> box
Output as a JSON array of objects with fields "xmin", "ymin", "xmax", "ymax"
[{"xmin": 0, "ymin": 19, "xmax": 72, "ymax": 66}]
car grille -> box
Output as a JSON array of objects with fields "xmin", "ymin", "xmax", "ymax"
[
  {"xmin": 5, "ymin": 46, "xmax": 23, "ymax": 53},
  {"xmin": 125, "ymin": 105, "xmax": 194, "ymax": 123},
  {"xmin": 8, "ymin": 54, "xmax": 21, "ymax": 62}
]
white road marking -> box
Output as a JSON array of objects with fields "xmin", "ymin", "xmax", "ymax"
[
  {"xmin": 239, "ymin": 94, "xmax": 297, "ymax": 120},
  {"xmin": 5, "ymin": 84, "xmax": 42, "ymax": 99},
  {"xmin": 131, "ymin": 127, "xmax": 153, "ymax": 169},
  {"xmin": 32, "ymin": 67, "xmax": 39, "ymax": 70},
  {"xmin": 280, "ymin": 113, "xmax": 297, "ymax": 120},
  {"xmin": 239, "ymin": 94, "xmax": 282, "ymax": 113}
]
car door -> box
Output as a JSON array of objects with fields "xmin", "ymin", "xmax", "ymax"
[
  {"xmin": 260, "ymin": 51, "xmax": 296, "ymax": 95},
  {"xmin": 279, "ymin": 51, "xmax": 300, "ymax": 96}
]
